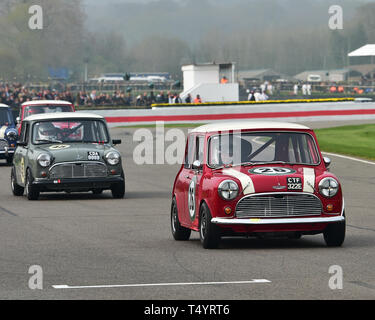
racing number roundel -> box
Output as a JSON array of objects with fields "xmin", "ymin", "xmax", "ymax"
[
  {"xmin": 49, "ymin": 144, "xmax": 70, "ymax": 150},
  {"xmin": 249, "ymin": 167, "xmax": 296, "ymax": 176},
  {"xmin": 188, "ymin": 176, "xmax": 197, "ymax": 221}
]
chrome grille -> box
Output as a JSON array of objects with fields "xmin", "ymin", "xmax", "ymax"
[
  {"xmin": 0, "ymin": 139, "xmax": 8, "ymax": 150},
  {"xmin": 50, "ymin": 162, "xmax": 107, "ymax": 179},
  {"xmin": 236, "ymin": 193, "xmax": 322, "ymax": 218}
]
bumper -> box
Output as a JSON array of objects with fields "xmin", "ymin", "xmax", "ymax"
[
  {"xmin": 211, "ymin": 216, "xmax": 345, "ymax": 225},
  {"xmin": 0, "ymin": 148, "xmax": 15, "ymax": 158},
  {"xmin": 32, "ymin": 176, "xmax": 124, "ymax": 191}
]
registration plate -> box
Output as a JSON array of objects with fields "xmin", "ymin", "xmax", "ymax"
[
  {"xmin": 88, "ymin": 151, "xmax": 100, "ymax": 161},
  {"xmin": 287, "ymin": 177, "xmax": 302, "ymax": 190}
]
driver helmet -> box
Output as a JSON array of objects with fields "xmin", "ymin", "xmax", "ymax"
[
  {"xmin": 218, "ymin": 136, "xmax": 252, "ymax": 165},
  {"xmin": 37, "ymin": 122, "xmax": 57, "ymax": 140}
]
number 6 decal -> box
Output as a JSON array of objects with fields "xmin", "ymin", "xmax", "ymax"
[{"xmin": 188, "ymin": 176, "xmax": 197, "ymax": 221}]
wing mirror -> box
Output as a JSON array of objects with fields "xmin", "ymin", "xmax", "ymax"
[
  {"xmin": 323, "ymin": 156, "xmax": 331, "ymax": 169},
  {"xmin": 17, "ymin": 141, "xmax": 27, "ymax": 147},
  {"xmin": 192, "ymin": 160, "xmax": 202, "ymax": 170},
  {"xmin": 112, "ymin": 139, "xmax": 122, "ymax": 145}
]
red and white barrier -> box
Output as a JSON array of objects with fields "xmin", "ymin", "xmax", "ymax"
[{"xmin": 78, "ymin": 101, "xmax": 375, "ymax": 127}]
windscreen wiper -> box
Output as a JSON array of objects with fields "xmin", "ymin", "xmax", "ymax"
[
  {"xmin": 36, "ymin": 139, "xmax": 63, "ymax": 144},
  {"xmin": 241, "ymin": 161, "xmax": 288, "ymax": 166}
]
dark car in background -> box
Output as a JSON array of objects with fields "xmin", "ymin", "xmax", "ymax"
[{"xmin": 0, "ymin": 104, "xmax": 18, "ymax": 165}]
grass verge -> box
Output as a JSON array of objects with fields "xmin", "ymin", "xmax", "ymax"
[{"xmin": 315, "ymin": 124, "xmax": 375, "ymax": 160}]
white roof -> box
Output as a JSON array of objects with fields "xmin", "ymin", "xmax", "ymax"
[
  {"xmin": 191, "ymin": 121, "xmax": 310, "ymax": 133},
  {"xmin": 24, "ymin": 112, "xmax": 103, "ymax": 122},
  {"xmin": 21, "ymin": 100, "xmax": 73, "ymax": 106},
  {"xmin": 348, "ymin": 44, "xmax": 375, "ymax": 57},
  {"xmin": 0, "ymin": 103, "xmax": 10, "ymax": 108}
]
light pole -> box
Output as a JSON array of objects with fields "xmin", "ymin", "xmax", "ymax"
[{"xmin": 83, "ymin": 57, "xmax": 89, "ymax": 91}]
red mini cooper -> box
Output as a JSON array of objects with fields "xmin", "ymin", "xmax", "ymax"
[
  {"xmin": 17, "ymin": 100, "xmax": 75, "ymax": 134},
  {"xmin": 171, "ymin": 121, "xmax": 345, "ymax": 249}
]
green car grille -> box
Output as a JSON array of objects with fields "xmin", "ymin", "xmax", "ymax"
[{"xmin": 49, "ymin": 162, "xmax": 107, "ymax": 179}]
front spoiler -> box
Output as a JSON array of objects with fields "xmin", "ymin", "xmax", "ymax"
[
  {"xmin": 211, "ymin": 216, "xmax": 345, "ymax": 225},
  {"xmin": 32, "ymin": 176, "xmax": 124, "ymax": 190}
]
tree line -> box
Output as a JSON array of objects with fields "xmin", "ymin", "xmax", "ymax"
[{"xmin": 0, "ymin": 0, "xmax": 374, "ymax": 82}]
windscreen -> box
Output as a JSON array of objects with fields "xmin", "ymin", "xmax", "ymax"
[
  {"xmin": 0, "ymin": 109, "xmax": 13, "ymax": 125},
  {"xmin": 24, "ymin": 105, "xmax": 74, "ymax": 118},
  {"xmin": 32, "ymin": 120, "xmax": 109, "ymax": 145},
  {"xmin": 209, "ymin": 132, "xmax": 320, "ymax": 167}
]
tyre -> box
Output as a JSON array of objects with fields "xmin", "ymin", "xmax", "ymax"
[
  {"xmin": 25, "ymin": 169, "xmax": 39, "ymax": 201},
  {"xmin": 6, "ymin": 156, "xmax": 13, "ymax": 166},
  {"xmin": 92, "ymin": 189, "xmax": 104, "ymax": 195},
  {"xmin": 288, "ymin": 232, "xmax": 302, "ymax": 240},
  {"xmin": 199, "ymin": 202, "xmax": 221, "ymax": 249},
  {"xmin": 111, "ymin": 171, "xmax": 125, "ymax": 199},
  {"xmin": 11, "ymin": 167, "xmax": 24, "ymax": 196},
  {"xmin": 323, "ymin": 217, "xmax": 346, "ymax": 247},
  {"xmin": 171, "ymin": 197, "xmax": 191, "ymax": 241}
]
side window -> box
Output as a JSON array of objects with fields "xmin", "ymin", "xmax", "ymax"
[
  {"xmin": 20, "ymin": 122, "xmax": 30, "ymax": 144},
  {"xmin": 184, "ymin": 134, "xmax": 195, "ymax": 169},
  {"xmin": 195, "ymin": 136, "xmax": 205, "ymax": 164},
  {"xmin": 287, "ymin": 134, "xmax": 318, "ymax": 164}
]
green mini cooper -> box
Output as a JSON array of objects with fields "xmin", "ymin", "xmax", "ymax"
[{"xmin": 11, "ymin": 112, "xmax": 125, "ymax": 200}]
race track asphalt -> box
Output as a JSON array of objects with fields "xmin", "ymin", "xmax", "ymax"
[{"xmin": 0, "ymin": 120, "xmax": 374, "ymax": 300}]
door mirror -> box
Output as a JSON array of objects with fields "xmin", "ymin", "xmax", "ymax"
[
  {"xmin": 112, "ymin": 139, "xmax": 122, "ymax": 145},
  {"xmin": 17, "ymin": 141, "xmax": 27, "ymax": 147},
  {"xmin": 323, "ymin": 157, "xmax": 331, "ymax": 169},
  {"xmin": 192, "ymin": 160, "xmax": 202, "ymax": 170}
]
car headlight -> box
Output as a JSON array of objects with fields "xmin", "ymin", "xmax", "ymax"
[
  {"xmin": 37, "ymin": 154, "xmax": 51, "ymax": 167},
  {"xmin": 319, "ymin": 177, "xmax": 339, "ymax": 198},
  {"xmin": 218, "ymin": 180, "xmax": 239, "ymax": 200},
  {"xmin": 105, "ymin": 151, "xmax": 120, "ymax": 165},
  {"xmin": 6, "ymin": 129, "xmax": 18, "ymax": 141}
]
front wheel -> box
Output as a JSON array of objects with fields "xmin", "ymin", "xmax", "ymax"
[
  {"xmin": 25, "ymin": 169, "xmax": 39, "ymax": 201},
  {"xmin": 92, "ymin": 189, "xmax": 104, "ymax": 195},
  {"xmin": 6, "ymin": 156, "xmax": 13, "ymax": 166},
  {"xmin": 11, "ymin": 167, "xmax": 24, "ymax": 196},
  {"xmin": 111, "ymin": 172, "xmax": 125, "ymax": 199},
  {"xmin": 199, "ymin": 202, "xmax": 221, "ymax": 249},
  {"xmin": 171, "ymin": 198, "xmax": 191, "ymax": 241},
  {"xmin": 323, "ymin": 218, "xmax": 346, "ymax": 247}
]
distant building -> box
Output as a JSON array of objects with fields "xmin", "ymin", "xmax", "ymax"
[
  {"xmin": 181, "ymin": 62, "xmax": 239, "ymax": 102},
  {"xmin": 129, "ymin": 72, "xmax": 171, "ymax": 82},
  {"xmin": 294, "ymin": 69, "xmax": 361, "ymax": 82},
  {"xmin": 347, "ymin": 44, "xmax": 375, "ymax": 82},
  {"xmin": 237, "ymin": 69, "xmax": 291, "ymax": 83},
  {"xmin": 347, "ymin": 64, "xmax": 375, "ymax": 81}
]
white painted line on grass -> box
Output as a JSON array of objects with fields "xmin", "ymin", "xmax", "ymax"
[
  {"xmin": 53, "ymin": 279, "xmax": 271, "ymax": 290},
  {"xmin": 322, "ymin": 152, "xmax": 375, "ymax": 166}
]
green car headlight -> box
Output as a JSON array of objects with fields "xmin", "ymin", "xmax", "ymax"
[
  {"xmin": 37, "ymin": 153, "xmax": 51, "ymax": 167},
  {"xmin": 105, "ymin": 151, "xmax": 120, "ymax": 165}
]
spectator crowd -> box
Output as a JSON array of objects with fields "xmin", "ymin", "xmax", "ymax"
[{"xmin": 0, "ymin": 82, "xmax": 197, "ymax": 110}]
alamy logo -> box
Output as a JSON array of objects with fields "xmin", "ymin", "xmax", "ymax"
[
  {"xmin": 28, "ymin": 5, "xmax": 43, "ymax": 30},
  {"xmin": 28, "ymin": 265, "xmax": 43, "ymax": 290},
  {"xmin": 328, "ymin": 265, "xmax": 343, "ymax": 290},
  {"xmin": 328, "ymin": 5, "xmax": 343, "ymax": 30}
]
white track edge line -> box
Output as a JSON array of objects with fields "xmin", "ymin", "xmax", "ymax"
[
  {"xmin": 52, "ymin": 279, "xmax": 271, "ymax": 289},
  {"xmin": 322, "ymin": 152, "xmax": 375, "ymax": 166}
]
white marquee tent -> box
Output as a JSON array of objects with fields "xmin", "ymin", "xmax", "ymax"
[
  {"xmin": 348, "ymin": 44, "xmax": 375, "ymax": 80},
  {"xmin": 348, "ymin": 44, "xmax": 375, "ymax": 57}
]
